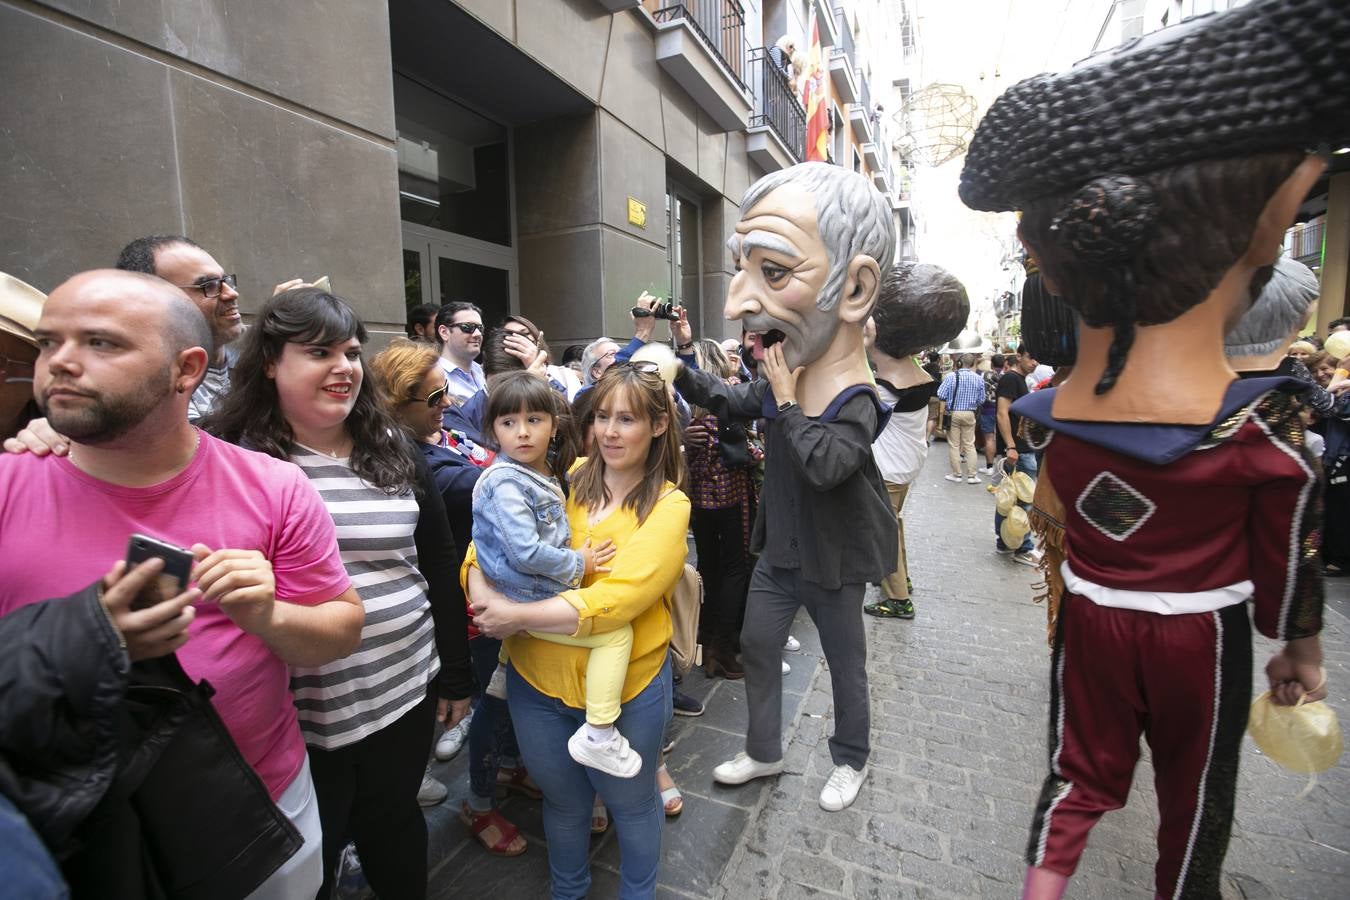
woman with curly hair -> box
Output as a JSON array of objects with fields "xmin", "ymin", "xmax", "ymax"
[{"xmin": 205, "ymin": 288, "xmax": 472, "ymax": 899}]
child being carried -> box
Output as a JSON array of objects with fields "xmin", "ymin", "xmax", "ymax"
[{"xmin": 472, "ymin": 371, "xmax": 640, "ymax": 778}]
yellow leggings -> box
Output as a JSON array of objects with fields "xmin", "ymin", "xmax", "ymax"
[{"xmin": 498, "ymin": 624, "xmax": 634, "ymax": 725}]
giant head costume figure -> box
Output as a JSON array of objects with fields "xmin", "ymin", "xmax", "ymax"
[
  {"xmin": 959, "ymin": 0, "xmax": 1349, "ymax": 424},
  {"xmin": 727, "ymin": 162, "xmax": 895, "ymax": 415}
]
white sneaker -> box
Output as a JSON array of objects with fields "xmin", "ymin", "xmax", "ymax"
[
  {"xmin": 434, "ymin": 711, "xmax": 472, "ymax": 761},
  {"xmin": 712, "ymin": 752, "xmax": 784, "ymax": 785},
  {"xmin": 781, "ymin": 659, "xmax": 791, "ymax": 675},
  {"xmin": 485, "ymin": 664, "xmax": 508, "ymax": 700},
  {"xmin": 783, "ymin": 634, "xmax": 801, "ymax": 652},
  {"xmin": 417, "ymin": 767, "xmax": 448, "ymax": 806},
  {"xmin": 1012, "ymin": 549, "xmax": 1043, "ymax": 568},
  {"xmin": 966, "ymin": 475, "xmax": 980, "ymax": 484},
  {"xmin": 977, "ymin": 465, "xmax": 995, "ymax": 475},
  {"xmin": 819, "ymin": 763, "xmax": 868, "ymax": 811},
  {"xmin": 943, "ymin": 473, "xmax": 963, "ymax": 482},
  {"xmin": 567, "ymin": 724, "xmax": 642, "ymax": 778}
]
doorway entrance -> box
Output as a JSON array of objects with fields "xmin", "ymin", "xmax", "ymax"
[
  {"xmin": 665, "ymin": 184, "xmax": 703, "ymax": 334},
  {"xmin": 402, "ymin": 224, "xmax": 516, "ymax": 327}
]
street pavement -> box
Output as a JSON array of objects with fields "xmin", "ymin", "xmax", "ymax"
[{"xmin": 423, "ymin": 446, "xmax": 1350, "ymax": 899}]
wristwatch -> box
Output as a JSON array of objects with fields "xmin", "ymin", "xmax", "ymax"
[{"xmin": 777, "ymin": 399, "xmax": 797, "ymax": 413}]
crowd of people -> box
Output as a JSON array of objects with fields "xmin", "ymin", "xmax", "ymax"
[
  {"xmin": 0, "ymin": 3, "xmax": 1344, "ymax": 896},
  {"xmin": 0, "ymin": 217, "xmax": 1344, "ymax": 900}
]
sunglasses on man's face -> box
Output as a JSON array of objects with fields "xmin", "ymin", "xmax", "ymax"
[
  {"xmin": 175, "ymin": 273, "xmax": 237, "ymax": 299},
  {"xmin": 450, "ymin": 322, "xmax": 483, "ymax": 335},
  {"xmin": 409, "ymin": 379, "xmax": 451, "ymax": 407}
]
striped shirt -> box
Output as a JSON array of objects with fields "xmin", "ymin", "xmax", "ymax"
[
  {"xmin": 289, "ymin": 447, "xmax": 440, "ymax": 750},
  {"xmin": 936, "ymin": 368, "xmax": 985, "ymax": 412}
]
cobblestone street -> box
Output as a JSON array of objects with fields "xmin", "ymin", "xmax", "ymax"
[{"xmin": 427, "ymin": 446, "xmax": 1350, "ymax": 899}]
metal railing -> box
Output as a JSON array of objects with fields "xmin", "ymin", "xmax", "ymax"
[
  {"xmin": 832, "ymin": 5, "xmax": 856, "ymax": 67},
  {"xmin": 1286, "ymin": 217, "xmax": 1325, "ymax": 267},
  {"xmin": 859, "ymin": 70, "xmax": 872, "ymax": 117},
  {"xmin": 648, "ymin": 1, "xmax": 748, "ymax": 92},
  {"xmin": 748, "ymin": 46, "xmax": 806, "ymax": 162}
]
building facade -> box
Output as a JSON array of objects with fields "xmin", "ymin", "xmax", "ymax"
[{"xmin": 2, "ymin": 0, "xmax": 904, "ymax": 348}]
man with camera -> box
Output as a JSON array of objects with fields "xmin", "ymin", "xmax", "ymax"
[{"xmin": 0, "ymin": 269, "xmax": 363, "ymax": 898}]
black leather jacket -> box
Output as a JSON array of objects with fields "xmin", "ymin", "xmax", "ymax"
[{"xmin": 0, "ymin": 585, "xmax": 300, "ymax": 899}]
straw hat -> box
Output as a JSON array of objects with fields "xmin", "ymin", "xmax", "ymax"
[{"xmin": 0, "ymin": 272, "xmax": 45, "ymax": 348}]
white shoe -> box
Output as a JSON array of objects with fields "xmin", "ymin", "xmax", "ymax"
[
  {"xmin": 417, "ymin": 767, "xmax": 448, "ymax": 806},
  {"xmin": 434, "ymin": 711, "xmax": 472, "ymax": 760},
  {"xmin": 819, "ymin": 763, "xmax": 868, "ymax": 811},
  {"xmin": 781, "ymin": 659, "xmax": 791, "ymax": 675},
  {"xmin": 1012, "ymin": 549, "xmax": 1043, "ymax": 568},
  {"xmin": 966, "ymin": 475, "xmax": 980, "ymax": 484},
  {"xmin": 944, "ymin": 473, "xmax": 963, "ymax": 482},
  {"xmin": 485, "ymin": 664, "xmax": 508, "ymax": 700},
  {"xmin": 567, "ymin": 724, "xmax": 642, "ymax": 778},
  {"xmin": 712, "ymin": 752, "xmax": 784, "ymax": 785},
  {"xmin": 977, "ymin": 465, "xmax": 995, "ymax": 475},
  {"xmin": 783, "ymin": 635, "xmax": 801, "ymax": 652}
]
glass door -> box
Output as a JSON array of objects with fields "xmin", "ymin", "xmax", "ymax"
[
  {"xmin": 666, "ymin": 185, "xmax": 702, "ymax": 335},
  {"xmin": 402, "ymin": 222, "xmax": 518, "ymax": 328}
]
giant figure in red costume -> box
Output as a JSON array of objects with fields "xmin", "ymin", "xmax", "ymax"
[{"xmin": 959, "ymin": 0, "xmax": 1349, "ymax": 896}]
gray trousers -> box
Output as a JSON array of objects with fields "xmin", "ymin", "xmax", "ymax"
[{"xmin": 741, "ymin": 562, "xmax": 870, "ymax": 770}]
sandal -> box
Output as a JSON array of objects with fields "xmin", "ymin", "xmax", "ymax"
[
  {"xmin": 656, "ymin": 764, "xmax": 683, "ymax": 817},
  {"xmin": 591, "ymin": 796, "xmax": 609, "ymax": 834},
  {"xmin": 496, "ymin": 766, "xmax": 543, "ymax": 800},
  {"xmin": 459, "ymin": 802, "xmax": 527, "ymax": 857}
]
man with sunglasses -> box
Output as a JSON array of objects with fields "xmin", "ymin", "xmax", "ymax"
[
  {"xmin": 115, "ymin": 235, "xmax": 245, "ymax": 422},
  {"xmin": 434, "ymin": 302, "xmax": 487, "ymax": 404}
]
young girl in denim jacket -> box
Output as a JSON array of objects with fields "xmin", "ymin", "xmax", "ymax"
[{"xmin": 472, "ymin": 372, "xmax": 641, "ymax": 777}]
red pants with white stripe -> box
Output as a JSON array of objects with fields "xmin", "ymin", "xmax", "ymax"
[{"xmin": 1025, "ymin": 594, "xmax": 1252, "ymax": 899}]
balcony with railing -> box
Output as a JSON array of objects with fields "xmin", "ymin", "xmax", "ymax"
[
  {"xmin": 828, "ymin": 6, "xmax": 858, "ymax": 103},
  {"xmin": 645, "ymin": 1, "xmax": 752, "ymax": 131},
  {"xmin": 848, "ymin": 67, "xmax": 876, "ymax": 143},
  {"xmin": 1286, "ymin": 216, "xmax": 1326, "ymax": 268},
  {"xmin": 746, "ymin": 47, "xmax": 806, "ymax": 172}
]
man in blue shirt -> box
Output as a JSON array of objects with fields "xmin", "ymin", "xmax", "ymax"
[
  {"xmin": 435, "ymin": 301, "xmax": 487, "ymax": 403},
  {"xmin": 936, "ymin": 353, "xmax": 983, "ymax": 483}
]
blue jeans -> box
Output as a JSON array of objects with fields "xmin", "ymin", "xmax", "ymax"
[
  {"xmin": 468, "ymin": 636, "xmax": 520, "ymax": 806},
  {"xmin": 994, "ymin": 451, "xmax": 1038, "ymax": 553},
  {"xmin": 506, "ymin": 658, "xmax": 672, "ymax": 900}
]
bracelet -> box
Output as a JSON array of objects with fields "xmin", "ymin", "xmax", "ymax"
[{"xmin": 676, "ymin": 342, "xmax": 694, "ymax": 352}]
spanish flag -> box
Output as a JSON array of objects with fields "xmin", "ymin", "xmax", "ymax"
[{"xmin": 801, "ymin": 9, "xmax": 830, "ymax": 162}]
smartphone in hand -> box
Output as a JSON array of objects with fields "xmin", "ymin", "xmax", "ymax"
[{"xmin": 124, "ymin": 534, "xmax": 194, "ymax": 610}]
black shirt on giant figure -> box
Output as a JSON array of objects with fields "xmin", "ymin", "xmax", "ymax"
[{"xmin": 674, "ymin": 162, "xmax": 897, "ymax": 813}]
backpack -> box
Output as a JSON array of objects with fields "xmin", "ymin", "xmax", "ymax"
[
  {"xmin": 984, "ymin": 370, "xmax": 1000, "ymax": 407},
  {"xmin": 668, "ymin": 564, "xmax": 704, "ymax": 677}
]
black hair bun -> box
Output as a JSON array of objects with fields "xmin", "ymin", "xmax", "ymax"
[{"xmin": 1049, "ymin": 175, "xmax": 1158, "ymax": 264}]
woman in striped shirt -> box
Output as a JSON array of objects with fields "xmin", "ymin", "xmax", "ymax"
[{"xmin": 206, "ymin": 287, "xmax": 472, "ymax": 900}]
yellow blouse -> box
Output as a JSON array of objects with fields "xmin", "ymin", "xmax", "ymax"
[{"xmin": 467, "ymin": 481, "xmax": 691, "ymax": 709}]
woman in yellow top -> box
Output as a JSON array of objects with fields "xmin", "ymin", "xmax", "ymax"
[{"xmin": 468, "ymin": 363, "xmax": 689, "ymax": 899}]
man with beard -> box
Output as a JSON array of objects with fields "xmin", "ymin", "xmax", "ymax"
[
  {"xmin": 3, "ymin": 234, "xmax": 283, "ymax": 453},
  {"xmin": 0, "ymin": 269, "xmax": 363, "ymax": 898},
  {"xmin": 674, "ymin": 162, "xmax": 896, "ymax": 812}
]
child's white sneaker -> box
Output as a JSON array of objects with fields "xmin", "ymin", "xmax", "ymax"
[
  {"xmin": 567, "ymin": 724, "xmax": 642, "ymax": 778},
  {"xmin": 485, "ymin": 664, "xmax": 509, "ymax": 700}
]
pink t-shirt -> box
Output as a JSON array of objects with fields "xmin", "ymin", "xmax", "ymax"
[{"xmin": 0, "ymin": 432, "xmax": 350, "ymax": 800}]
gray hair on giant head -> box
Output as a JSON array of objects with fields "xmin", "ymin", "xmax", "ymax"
[
  {"xmin": 737, "ymin": 162, "xmax": 896, "ymax": 311},
  {"xmin": 1224, "ymin": 256, "xmax": 1320, "ymax": 357}
]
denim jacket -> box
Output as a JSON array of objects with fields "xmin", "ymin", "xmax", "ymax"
[{"xmin": 471, "ymin": 457, "xmax": 584, "ymax": 602}]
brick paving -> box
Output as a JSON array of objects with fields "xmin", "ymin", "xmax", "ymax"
[{"xmin": 424, "ymin": 446, "xmax": 1350, "ymax": 898}]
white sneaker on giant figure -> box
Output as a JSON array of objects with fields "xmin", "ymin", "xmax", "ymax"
[
  {"xmin": 783, "ymin": 635, "xmax": 801, "ymax": 652},
  {"xmin": 712, "ymin": 753, "xmax": 785, "ymax": 785},
  {"xmin": 818, "ymin": 764, "xmax": 868, "ymax": 811}
]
